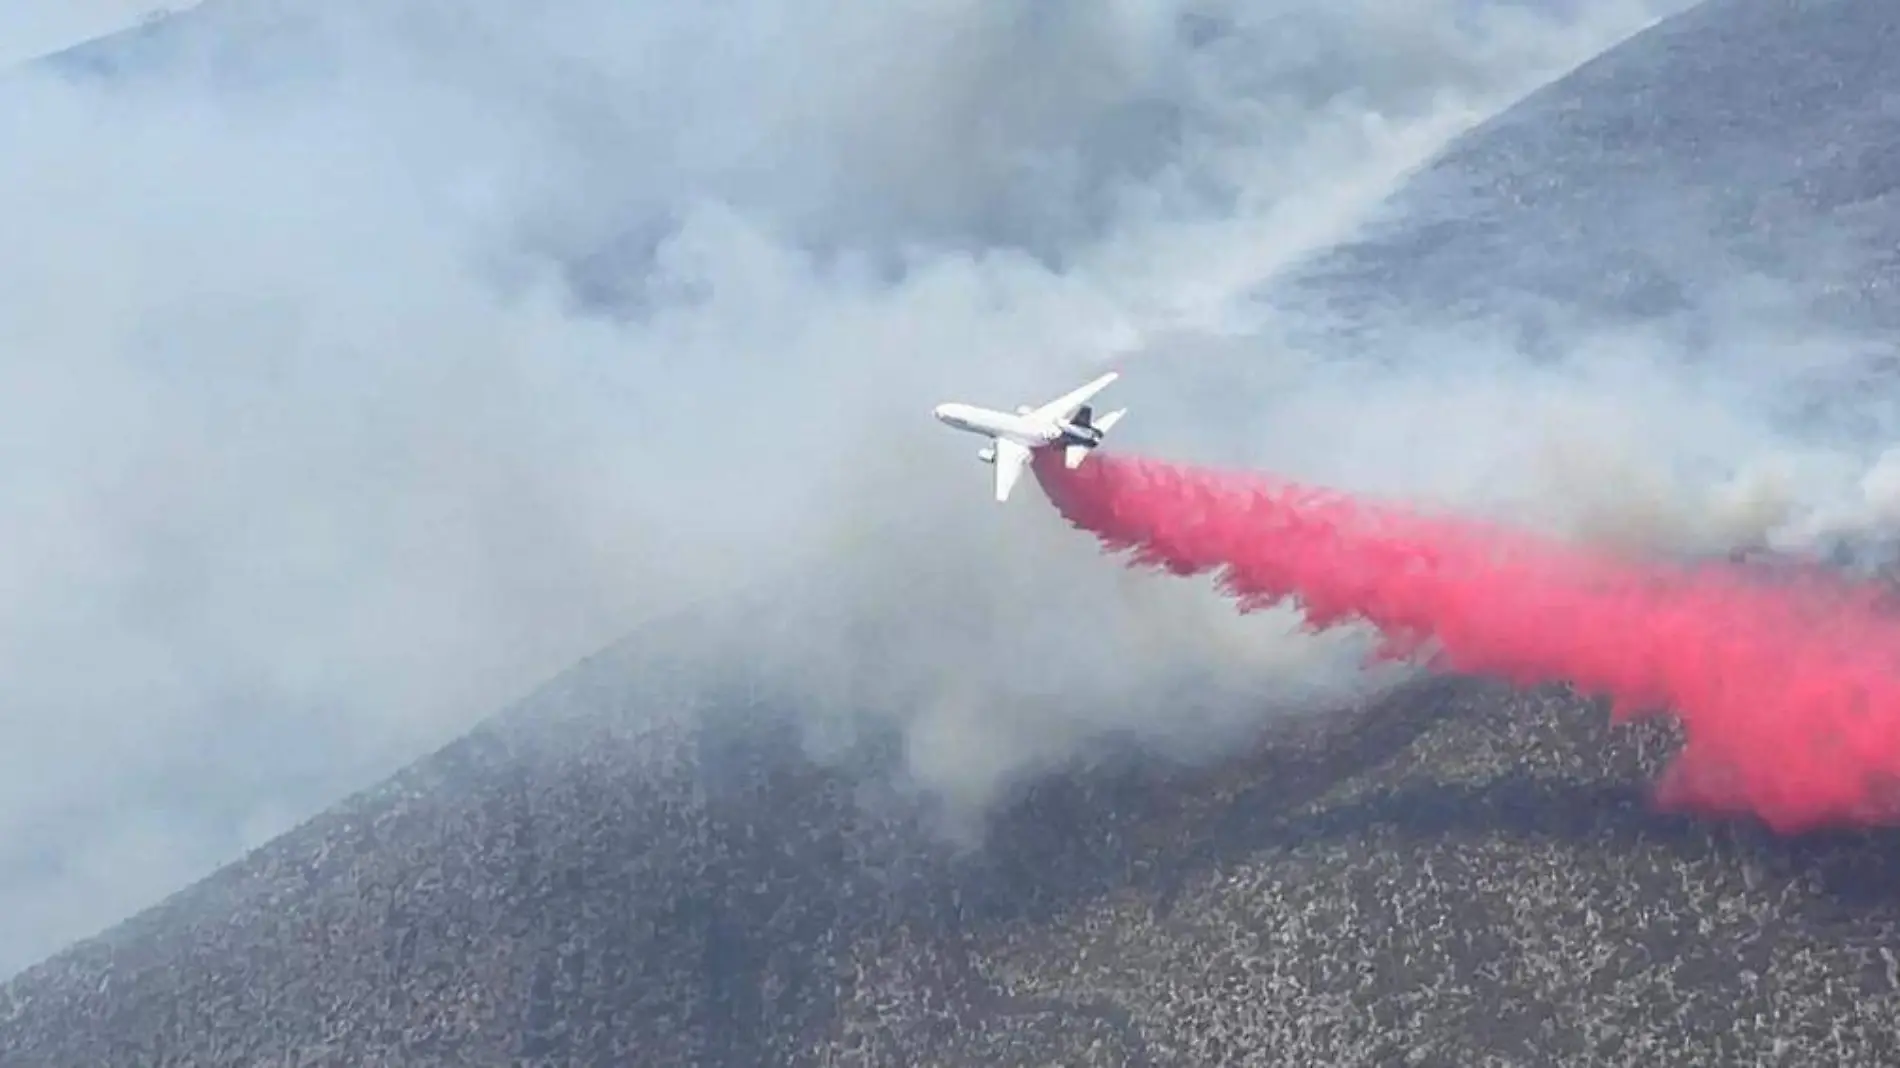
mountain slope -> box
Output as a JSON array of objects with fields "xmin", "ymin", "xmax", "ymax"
[
  {"xmin": 1276, "ymin": 0, "xmax": 1900, "ymax": 350},
  {"xmin": 6, "ymin": 619, "xmax": 1900, "ymax": 1066}
]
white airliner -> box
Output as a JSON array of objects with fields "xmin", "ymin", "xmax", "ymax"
[{"xmin": 932, "ymin": 371, "xmax": 1126, "ymax": 502}]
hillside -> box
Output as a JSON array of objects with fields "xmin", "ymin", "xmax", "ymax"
[
  {"xmin": 9, "ymin": 606, "xmax": 1900, "ymax": 1066},
  {"xmin": 1271, "ymin": 0, "xmax": 1900, "ymax": 375}
]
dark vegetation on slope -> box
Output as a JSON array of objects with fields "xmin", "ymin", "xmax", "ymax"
[
  {"xmin": 1279, "ymin": 0, "xmax": 1900, "ymax": 347},
  {"xmin": 5, "ymin": 619, "xmax": 1900, "ymax": 1066}
]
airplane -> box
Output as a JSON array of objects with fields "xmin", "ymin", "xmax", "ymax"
[{"xmin": 931, "ymin": 371, "xmax": 1126, "ymax": 502}]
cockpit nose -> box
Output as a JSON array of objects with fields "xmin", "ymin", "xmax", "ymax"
[{"xmin": 932, "ymin": 404, "xmax": 953, "ymax": 422}]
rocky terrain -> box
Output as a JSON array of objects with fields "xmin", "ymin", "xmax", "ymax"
[
  {"xmin": 6, "ymin": 613, "xmax": 1900, "ymax": 1066},
  {"xmin": 11, "ymin": 0, "xmax": 1900, "ymax": 1065},
  {"xmin": 1279, "ymin": 0, "xmax": 1900, "ymax": 340}
]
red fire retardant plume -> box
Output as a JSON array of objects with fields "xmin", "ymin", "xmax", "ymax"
[{"xmin": 1032, "ymin": 448, "xmax": 1900, "ymax": 834}]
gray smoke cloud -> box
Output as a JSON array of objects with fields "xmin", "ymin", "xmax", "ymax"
[{"xmin": 1, "ymin": 0, "xmax": 1823, "ymax": 977}]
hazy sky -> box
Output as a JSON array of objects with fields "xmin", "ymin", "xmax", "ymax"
[{"xmin": 28, "ymin": 0, "xmax": 1900, "ymax": 981}]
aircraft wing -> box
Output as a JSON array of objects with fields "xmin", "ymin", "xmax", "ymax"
[
  {"xmin": 1028, "ymin": 371, "xmax": 1119, "ymax": 423},
  {"xmin": 991, "ymin": 438, "xmax": 1032, "ymax": 502}
]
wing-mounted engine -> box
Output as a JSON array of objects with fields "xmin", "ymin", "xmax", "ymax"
[{"xmin": 978, "ymin": 445, "xmax": 996, "ymax": 464}]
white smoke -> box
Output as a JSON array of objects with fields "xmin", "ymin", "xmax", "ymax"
[{"xmin": 0, "ymin": 0, "xmax": 1768, "ymax": 976}]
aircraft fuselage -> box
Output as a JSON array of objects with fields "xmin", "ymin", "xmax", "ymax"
[
  {"xmin": 930, "ymin": 370, "xmax": 1124, "ymax": 501},
  {"xmin": 931, "ymin": 403, "xmax": 1102, "ymax": 457}
]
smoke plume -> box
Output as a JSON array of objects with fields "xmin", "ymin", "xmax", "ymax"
[{"xmin": 20, "ymin": 0, "xmax": 1900, "ymax": 977}]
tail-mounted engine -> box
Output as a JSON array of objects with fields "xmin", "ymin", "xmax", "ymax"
[{"xmin": 1061, "ymin": 404, "xmax": 1105, "ymax": 445}]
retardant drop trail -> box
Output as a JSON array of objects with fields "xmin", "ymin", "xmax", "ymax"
[{"xmin": 1032, "ymin": 448, "xmax": 1900, "ymax": 834}]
